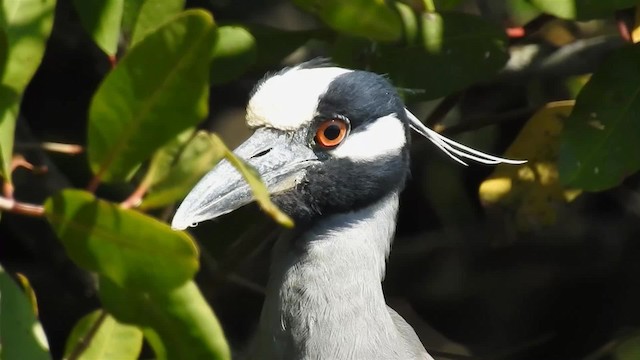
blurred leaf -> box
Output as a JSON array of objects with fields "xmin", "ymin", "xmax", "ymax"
[
  {"xmin": 0, "ymin": 0, "xmax": 56, "ymax": 183},
  {"xmin": 559, "ymin": 45, "xmax": 640, "ymax": 191},
  {"xmin": 64, "ymin": 310, "xmax": 142, "ymax": 360},
  {"xmin": 336, "ymin": 11, "xmax": 509, "ymax": 99},
  {"xmin": 210, "ymin": 25, "xmax": 257, "ymax": 85},
  {"xmin": 99, "ymin": 277, "xmax": 230, "ymax": 360},
  {"xmin": 614, "ymin": 331, "xmax": 640, "ymax": 360},
  {"xmin": 72, "ymin": 0, "xmax": 124, "ymax": 56},
  {"xmin": 129, "ymin": 0, "xmax": 185, "ymax": 46},
  {"xmin": 0, "ymin": 86, "xmax": 18, "ymax": 186},
  {"xmin": 434, "ymin": 0, "xmax": 464, "ymax": 10},
  {"xmin": 141, "ymin": 130, "xmax": 225, "ymax": 209},
  {"xmin": 0, "ymin": 266, "xmax": 51, "ymax": 360},
  {"xmin": 15, "ymin": 273, "xmax": 39, "ymax": 316},
  {"xmin": 294, "ymin": 0, "xmax": 402, "ymax": 41},
  {"xmin": 44, "ymin": 189, "xmax": 199, "ymax": 290},
  {"xmin": 0, "ymin": 29, "xmax": 6, "ymax": 78},
  {"xmin": 528, "ymin": 0, "xmax": 637, "ymax": 20},
  {"xmin": 480, "ymin": 101, "xmax": 581, "ymax": 230},
  {"xmin": 209, "ymin": 134, "xmax": 294, "ymax": 228},
  {"xmin": 87, "ymin": 9, "xmax": 215, "ymax": 183}
]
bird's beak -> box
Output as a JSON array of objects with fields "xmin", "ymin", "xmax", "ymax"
[{"xmin": 171, "ymin": 128, "xmax": 318, "ymax": 230}]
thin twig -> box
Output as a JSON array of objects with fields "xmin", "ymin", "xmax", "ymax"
[
  {"xmin": 0, "ymin": 195, "xmax": 45, "ymax": 217},
  {"xmin": 65, "ymin": 310, "xmax": 108, "ymax": 360},
  {"xmin": 14, "ymin": 142, "xmax": 84, "ymax": 155},
  {"xmin": 120, "ymin": 182, "xmax": 149, "ymax": 209}
]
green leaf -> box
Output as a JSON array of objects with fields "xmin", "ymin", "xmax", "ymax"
[
  {"xmin": 0, "ymin": 266, "xmax": 51, "ymax": 360},
  {"xmin": 210, "ymin": 25, "xmax": 257, "ymax": 85},
  {"xmin": 87, "ymin": 9, "xmax": 215, "ymax": 183},
  {"xmin": 72, "ymin": 0, "xmax": 124, "ymax": 56},
  {"xmin": 0, "ymin": 0, "xmax": 56, "ymax": 183},
  {"xmin": 129, "ymin": 0, "xmax": 186, "ymax": 47},
  {"xmin": 354, "ymin": 11, "xmax": 508, "ymax": 99},
  {"xmin": 44, "ymin": 189, "xmax": 199, "ymax": 290},
  {"xmin": 99, "ymin": 277, "xmax": 230, "ymax": 360},
  {"xmin": 614, "ymin": 331, "xmax": 640, "ymax": 360},
  {"xmin": 559, "ymin": 45, "xmax": 640, "ymax": 191},
  {"xmin": 294, "ymin": 0, "xmax": 402, "ymax": 41},
  {"xmin": 209, "ymin": 134, "xmax": 294, "ymax": 228},
  {"xmin": 140, "ymin": 130, "xmax": 225, "ymax": 209},
  {"xmin": 64, "ymin": 310, "xmax": 143, "ymax": 360},
  {"xmin": 528, "ymin": 0, "xmax": 637, "ymax": 20}
]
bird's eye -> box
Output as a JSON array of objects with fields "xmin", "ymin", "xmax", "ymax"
[{"xmin": 315, "ymin": 119, "xmax": 349, "ymax": 149}]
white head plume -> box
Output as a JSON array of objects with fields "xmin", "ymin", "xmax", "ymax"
[{"xmin": 405, "ymin": 109, "xmax": 527, "ymax": 166}]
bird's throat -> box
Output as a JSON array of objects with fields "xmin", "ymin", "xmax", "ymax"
[{"xmin": 250, "ymin": 192, "xmax": 401, "ymax": 359}]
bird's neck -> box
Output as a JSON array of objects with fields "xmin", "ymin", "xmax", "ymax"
[{"xmin": 252, "ymin": 191, "xmax": 401, "ymax": 359}]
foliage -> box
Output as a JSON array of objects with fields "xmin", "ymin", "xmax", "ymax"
[{"xmin": 1, "ymin": 0, "xmax": 640, "ymax": 358}]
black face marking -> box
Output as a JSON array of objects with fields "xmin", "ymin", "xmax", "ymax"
[
  {"xmin": 272, "ymin": 149, "xmax": 410, "ymax": 223},
  {"xmin": 316, "ymin": 71, "xmax": 408, "ymax": 133}
]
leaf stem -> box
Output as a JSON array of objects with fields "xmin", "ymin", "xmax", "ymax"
[
  {"xmin": 65, "ymin": 310, "xmax": 108, "ymax": 360},
  {"xmin": 423, "ymin": 0, "xmax": 436, "ymax": 12},
  {"xmin": 14, "ymin": 142, "xmax": 84, "ymax": 154},
  {"xmin": 0, "ymin": 195, "xmax": 44, "ymax": 217},
  {"xmin": 120, "ymin": 182, "xmax": 150, "ymax": 209}
]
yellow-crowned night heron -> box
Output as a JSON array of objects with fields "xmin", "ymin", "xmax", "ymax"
[{"xmin": 172, "ymin": 62, "xmax": 524, "ymax": 360}]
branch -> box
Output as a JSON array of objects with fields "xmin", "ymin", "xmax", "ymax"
[{"xmin": 0, "ymin": 195, "xmax": 45, "ymax": 217}]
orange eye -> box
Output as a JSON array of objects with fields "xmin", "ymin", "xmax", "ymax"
[{"xmin": 315, "ymin": 119, "xmax": 349, "ymax": 149}]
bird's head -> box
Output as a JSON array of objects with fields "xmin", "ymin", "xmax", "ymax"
[{"xmin": 171, "ymin": 62, "xmax": 524, "ymax": 230}]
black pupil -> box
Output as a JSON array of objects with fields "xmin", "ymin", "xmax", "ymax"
[{"xmin": 324, "ymin": 124, "xmax": 341, "ymax": 140}]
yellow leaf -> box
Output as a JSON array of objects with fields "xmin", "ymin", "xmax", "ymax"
[{"xmin": 479, "ymin": 100, "xmax": 582, "ymax": 230}]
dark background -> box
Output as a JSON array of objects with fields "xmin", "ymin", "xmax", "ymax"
[{"xmin": 2, "ymin": 0, "xmax": 640, "ymax": 359}]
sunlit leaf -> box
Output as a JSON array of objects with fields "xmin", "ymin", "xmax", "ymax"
[
  {"xmin": 210, "ymin": 25, "xmax": 257, "ymax": 85},
  {"xmin": 0, "ymin": 266, "xmax": 51, "ymax": 360},
  {"xmin": 294, "ymin": 0, "xmax": 402, "ymax": 41},
  {"xmin": 0, "ymin": 0, "xmax": 56, "ymax": 183},
  {"xmin": 559, "ymin": 45, "xmax": 640, "ymax": 191},
  {"xmin": 209, "ymin": 134, "xmax": 294, "ymax": 228},
  {"xmin": 141, "ymin": 130, "xmax": 225, "ymax": 209},
  {"xmin": 44, "ymin": 189, "xmax": 199, "ymax": 290},
  {"xmin": 480, "ymin": 101, "xmax": 581, "ymax": 230},
  {"xmin": 87, "ymin": 9, "xmax": 215, "ymax": 183},
  {"xmin": 129, "ymin": 0, "xmax": 185, "ymax": 46},
  {"xmin": 99, "ymin": 277, "xmax": 230, "ymax": 360},
  {"xmin": 72, "ymin": 0, "xmax": 124, "ymax": 56},
  {"xmin": 528, "ymin": 0, "xmax": 636, "ymax": 20},
  {"xmin": 63, "ymin": 310, "xmax": 143, "ymax": 360}
]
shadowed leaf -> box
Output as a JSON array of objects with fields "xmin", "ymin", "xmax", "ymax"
[
  {"xmin": 0, "ymin": 267, "xmax": 51, "ymax": 360},
  {"xmin": 294, "ymin": 0, "xmax": 401, "ymax": 41},
  {"xmin": 141, "ymin": 130, "xmax": 225, "ymax": 209},
  {"xmin": 72, "ymin": 0, "xmax": 124, "ymax": 56},
  {"xmin": 480, "ymin": 101, "xmax": 581, "ymax": 230},
  {"xmin": 559, "ymin": 45, "xmax": 640, "ymax": 191},
  {"xmin": 129, "ymin": 0, "xmax": 185, "ymax": 46},
  {"xmin": 210, "ymin": 25, "xmax": 257, "ymax": 85},
  {"xmin": 529, "ymin": 0, "xmax": 636, "ymax": 20},
  {"xmin": 0, "ymin": 0, "xmax": 56, "ymax": 183}
]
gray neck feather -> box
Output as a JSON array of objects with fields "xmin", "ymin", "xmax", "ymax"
[{"xmin": 250, "ymin": 191, "xmax": 412, "ymax": 359}]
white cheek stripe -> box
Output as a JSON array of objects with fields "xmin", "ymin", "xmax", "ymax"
[
  {"xmin": 246, "ymin": 67, "xmax": 352, "ymax": 130},
  {"xmin": 331, "ymin": 114, "xmax": 406, "ymax": 162}
]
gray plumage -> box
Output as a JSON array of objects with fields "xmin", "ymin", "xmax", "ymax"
[
  {"xmin": 172, "ymin": 63, "xmax": 524, "ymax": 360},
  {"xmin": 249, "ymin": 192, "xmax": 432, "ymax": 360}
]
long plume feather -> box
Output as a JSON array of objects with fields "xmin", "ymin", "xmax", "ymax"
[{"xmin": 405, "ymin": 109, "xmax": 527, "ymax": 166}]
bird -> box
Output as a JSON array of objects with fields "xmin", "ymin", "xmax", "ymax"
[{"xmin": 171, "ymin": 61, "xmax": 525, "ymax": 360}]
